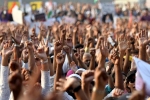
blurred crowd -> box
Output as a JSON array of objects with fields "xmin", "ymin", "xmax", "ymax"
[{"xmin": 0, "ymin": 0, "xmax": 150, "ymax": 100}]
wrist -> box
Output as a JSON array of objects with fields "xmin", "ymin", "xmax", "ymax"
[
  {"xmin": 28, "ymin": 49, "xmax": 34, "ymax": 54},
  {"xmin": 93, "ymin": 86, "xmax": 105, "ymax": 94},
  {"xmin": 41, "ymin": 59, "xmax": 48, "ymax": 64},
  {"xmin": 82, "ymin": 83, "xmax": 90, "ymax": 90},
  {"xmin": 54, "ymin": 50, "xmax": 60, "ymax": 54}
]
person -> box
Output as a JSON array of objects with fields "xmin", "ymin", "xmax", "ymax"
[{"xmin": 0, "ymin": 1, "xmax": 150, "ymax": 100}]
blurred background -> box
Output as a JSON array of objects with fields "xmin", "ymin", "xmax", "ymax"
[
  {"xmin": 0, "ymin": 0, "xmax": 149, "ymax": 26},
  {"xmin": 0, "ymin": 0, "xmax": 146, "ymax": 6}
]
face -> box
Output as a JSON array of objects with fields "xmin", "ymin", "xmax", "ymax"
[
  {"xmin": 127, "ymin": 75, "xmax": 136, "ymax": 93},
  {"xmin": 82, "ymin": 53, "xmax": 91, "ymax": 67}
]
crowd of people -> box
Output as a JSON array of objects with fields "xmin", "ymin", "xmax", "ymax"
[{"xmin": 0, "ymin": 0, "xmax": 150, "ymax": 100}]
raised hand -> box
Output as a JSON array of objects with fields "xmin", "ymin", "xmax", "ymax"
[
  {"xmin": 8, "ymin": 70, "xmax": 22, "ymax": 100},
  {"xmin": 40, "ymin": 40, "xmax": 49, "ymax": 56},
  {"xmin": 54, "ymin": 41, "xmax": 63, "ymax": 53},
  {"xmin": 73, "ymin": 26, "xmax": 78, "ymax": 33},
  {"xmin": 99, "ymin": 38, "xmax": 109, "ymax": 57},
  {"xmin": 138, "ymin": 29, "xmax": 149, "ymax": 47},
  {"xmin": 65, "ymin": 37, "xmax": 73, "ymax": 48},
  {"xmin": 90, "ymin": 48, "xmax": 96, "ymax": 57},
  {"xmin": 74, "ymin": 53, "xmax": 80, "ymax": 60},
  {"xmin": 94, "ymin": 67, "xmax": 108, "ymax": 90},
  {"xmin": 56, "ymin": 77, "xmax": 80, "ymax": 92},
  {"xmin": 2, "ymin": 41, "xmax": 14, "ymax": 59},
  {"xmin": 56, "ymin": 52, "xmax": 65, "ymax": 65},
  {"xmin": 25, "ymin": 41, "xmax": 34, "ymax": 51},
  {"xmin": 70, "ymin": 61, "xmax": 78, "ymax": 72},
  {"xmin": 21, "ymin": 68, "xmax": 30, "ymax": 81},
  {"xmin": 109, "ymin": 50, "xmax": 119, "ymax": 65},
  {"xmin": 22, "ymin": 48, "xmax": 29, "ymax": 63},
  {"xmin": 63, "ymin": 45, "xmax": 70, "ymax": 54},
  {"xmin": 9, "ymin": 60, "xmax": 20, "ymax": 72},
  {"xmin": 111, "ymin": 88, "xmax": 124, "ymax": 97},
  {"xmin": 86, "ymin": 24, "xmax": 92, "ymax": 31},
  {"xmin": 138, "ymin": 29, "xmax": 150, "ymax": 61},
  {"xmin": 81, "ymin": 70, "xmax": 94, "ymax": 85},
  {"xmin": 118, "ymin": 34, "xmax": 128, "ymax": 52},
  {"xmin": 34, "ymin": 47, "xmax": 47, "ymax": 61}
]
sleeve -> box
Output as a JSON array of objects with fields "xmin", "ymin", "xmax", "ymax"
[
  {"xmin": 9, "ymin": 92, "xmax": 14, "ymax": 100},
  {"xmin": 41, "ymin": 70, "xmax": 51, "ymax": 95},
  {"xmin": 0, "ymin": 65, "xmax": 10, "ymax": 100},
  {"xmin": 49, "ymin": 74, "xmax": 55, "ymax": 92}
]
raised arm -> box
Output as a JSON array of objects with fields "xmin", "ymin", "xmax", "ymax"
[
  {"xmin": 74, "ymin": 53, "xmax": 88, "ymax": 69},
  {"xmin": 91, "ymin": 67, "xmax": 108, "ymax": 100},
  {"xmin": 34, "ymin": 46, "xmax": 50, "ymax": 95},
  {"xmin": 26, "ymin": 41, "xmax": 35, "ymax": 71},
  {"xmin": 0, "ymin": 41, "xmax": 14, "ymax": 100},
  {"xmin": 89, "ymin": 48, "xmax": 96, "ymax": 70},
  {"xmin": 54, "ymin": 52, "xmax": 65, "ymax": 90}
]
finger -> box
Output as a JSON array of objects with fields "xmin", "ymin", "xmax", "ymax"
[
  {"xmin": 59, "ymin": 78, "xmax": 66, "ymax": 83},
  {"xmin": 56, "ymin": 81, "xmax": 63, "ymax": 86},
  {"xmin": 56, "ymin": 87, "xmax": 64, "ymax": 91}
]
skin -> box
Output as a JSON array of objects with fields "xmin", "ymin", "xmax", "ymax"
[
  {"xmin": 82, "ymin": 53, "xmax": 91, "ymax": 67},
  {"xmin": 1, "ymin": 7, "xmax": 150, "ymax": 100}
]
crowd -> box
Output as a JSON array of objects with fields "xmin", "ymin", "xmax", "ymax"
[{"xmin": 0, "ymin": 0, "xmax": 150, "ymax": 100}]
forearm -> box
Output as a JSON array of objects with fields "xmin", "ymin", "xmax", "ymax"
[
  {"xmin": 95, "ymin": 41, "xmax": 100, "ymax": 49},
  {"xmin": 72, "ymin": 54, "xmax": 78, "ymax": 66},
  {"xmin": 60, "ymin": 32, "xmax": 65, "ymax": 45},
  {"xmin": 54, "ymin": 32, "xmax": 59, "ymax": 41},
  {"xmin": 123, "ymin": 53, "xmax": 130, "ymax": 74},
  {"xmin": 91, "ymin": 88, "xmax": 105, "ymax": 100},
  {"xmin": 73, "ymin": 32, "xmax": 76, "ymax": 48},
  {"xmin": 82, "ymin": 84, "xmax": 90, "ymax": 99},
  {"xmin": 41, "ymin": 60, "xmax": 49, "ymax": 71},
  {"xmin": 89, "ymin": 42, "xmax": 94, "ymax": 48},
  {"xmin": 54, "ymin": 64, "xmax": 63, "ymax": 90},
  {"xmin": 53, "ymin": 51, "xmax": 58, "ymax": 72},
  {"xmin": 139, "ymin": 47, "xmax": 146, "ymax": 61},
  {"xmin": 98, "ymin": 55, "xmax": 105, "ymax": 68},
  {"xmin": 48, "ymin": 57, "xmax": 54, "ymax": 76},
  {"xmin": 78, "ymin": 58, "xmax": 88, "ymax": 69},
  {"xmin": 13, "ymin": 46, "xmax": 20, "ymax": 61},
  {"xmin": 75, "ymin": 89, "xmax": 89, "ymax": 100},
  {"xmin": 119, "ymin": 52, "xmax": 124, "ymax": 71},
  {"xmin": 28, "ymin": 51, "xmax": 35, "ymax": 71},
  {"xmin": 114, "ymin": 64, "xmax": 124, "ymax": 90},
  {"xmin": 89, "ymin": 57, "xmax": 95, "ymax": 70}
]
